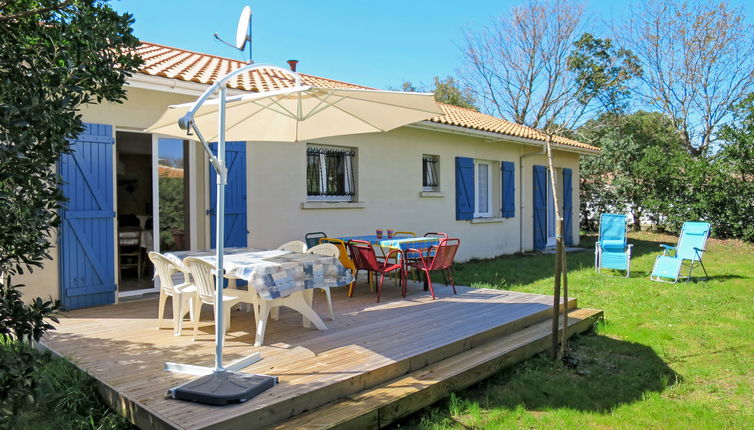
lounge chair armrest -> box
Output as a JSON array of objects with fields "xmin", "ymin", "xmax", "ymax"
[{"xmin": 659, "ymin": 244, "xmax": 676, "ymax": 257}]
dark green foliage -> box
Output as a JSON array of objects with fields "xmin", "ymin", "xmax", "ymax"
[
  {"xmin": 0, "ymin": 0, "xmax": 142, "ymax": 277},
  {"xmin": 579, "ymin": 105, "xmax": 754, "ymax": 241},
  {"xmin": 431, "ymin": 76, "xmax": 477, "ymax": 110},
  {"xmin": 0, "ymin": 342, "xmax": 41, "ymax": 428},
  {"xmin": 568, "ymin": 33, "xmax": 641, "ymax": 113},
  {"xmin": 2, "ymin": 342, "xmax": 134, "ymax": 430},
  {"xmin": 0, "ymin": 281, "xmax": 59, "ymax": 343},
  {"xmin": 398, "ymin": 76, "xmax": 477, "ymax": 110},
  {"xmin": 158, "ymin": 176, "xmax": 185, "ymax": 250},
  {"xmin": 579, "ymin": 111, "xmax": 687, "ymax": 231},
  {"xmin": 0, "ymin": 3, "xmax": 141, "ymax": 426},
  {"xmin": 715, "ymin": 94, "xmax": 754, "ymax": 241}
]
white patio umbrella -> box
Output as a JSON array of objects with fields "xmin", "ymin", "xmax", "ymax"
[{"xmin": 146, "ymin": 63, "xmax": 441, "ymax": 404}]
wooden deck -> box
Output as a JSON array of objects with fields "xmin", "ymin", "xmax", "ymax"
[{"xmin": 40, "ymin": 281, "xmax": 602, "ymax": 430}]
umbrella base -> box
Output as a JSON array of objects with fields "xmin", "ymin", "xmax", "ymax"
[{"xmin": 168, "ymin": 371, "xmax": 277, "ymax": 406}]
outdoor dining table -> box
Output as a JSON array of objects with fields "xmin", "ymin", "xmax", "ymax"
[
  {"xmin": 336, "ymin": 235, "xmax": 440, "ymax": 259},
  {"xmin": 336, "ymin": 235, "xmax": 442, "ymax": 293},
  {"xmin": 163, "ymin": 247, "xmax": 354, "ymax": 345}
]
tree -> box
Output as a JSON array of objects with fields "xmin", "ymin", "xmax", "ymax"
[
  {"xmin": 461, "ymin": 0, "xmax": 640, "ymax": 359},
  {"xmin": 397, "ymin": 76, "xmax": 477, "ymax": 109},
  {"xmin": 620, "ymin": 0, "xmax": 754, "ymax": 158},
  {"xmin": 705, "ymin": 94, "xmax": 754, "ymax": 240},
  {"xmin": 0, "ymin": 0, "xmax": 142, "ymax": 280},
  {"xmin": 461, "ymin": 0, "xmax": 584, "ymax": 127},
  {"xmin": 579, "ymin": 111, "xmax": 686, "ymax": 232},
  {"xmin": 1, "ymin": 1, "xmax": 140, "ymax": 421}
]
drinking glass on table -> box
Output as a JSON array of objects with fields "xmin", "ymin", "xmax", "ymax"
[{"xmin": 376, "ymin": 229, "xmax": 383, "ymax": 239}]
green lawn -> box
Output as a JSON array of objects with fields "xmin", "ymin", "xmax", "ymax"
[{"xmin": 395, "ymin": 231, "xmax": 753, "ymax": 430}]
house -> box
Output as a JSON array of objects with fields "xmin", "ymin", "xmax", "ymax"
[{"xmin": 18, "ymin": 42, "xmax": 598, "ymax": 309}]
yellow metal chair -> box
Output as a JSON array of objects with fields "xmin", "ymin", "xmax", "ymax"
[{"xmin": 320, "ymin": 238, "xmax": 358, "ymax": 296}]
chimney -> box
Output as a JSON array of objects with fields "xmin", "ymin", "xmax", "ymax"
[{"xmin": 287, "ymin": 59, "xmax": 299, "ymax": 72}]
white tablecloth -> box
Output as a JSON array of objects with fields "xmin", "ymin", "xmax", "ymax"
[{"xmin": 164, "ymin": 248, "xmax": 353, "ymax": 300}]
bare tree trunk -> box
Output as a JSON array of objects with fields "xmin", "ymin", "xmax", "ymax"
[
  {"xmin": 560, "ymin": 220, "xmax": 569, "ymax": 358},
  {"xmin": 545, "ymin": 136, "xmax": 564, "ymax": 359},
  {"xmin": 632, "ymin": 208, "xmax": 642, "ymax": 232}
]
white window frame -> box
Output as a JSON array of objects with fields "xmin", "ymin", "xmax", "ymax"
[
  {"xmin": 422, "ymin": 154, "xmax": 440, "ymax": 192},
  {"xmin": 307, "ymin": 145, "xmax": 355, "ymax": 202},
  {"xmin": 474, "ymin": 160, "xmax": 493, "ymax": 218}
]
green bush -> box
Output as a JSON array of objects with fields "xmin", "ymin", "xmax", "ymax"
[
  {"xmin": 0, "ymin": 342, "xmax": 42, "ymax": 428},
  {"xmin": 2, "ymin": 343, "xmax": 133, "ymax": 430},
  {"xmin": 579, "ymin": 107, "xmax": 754, "ymax": 241},
  {"xmin": 0, "ymin": 281, "xmax": 59, "ymax": 343}
]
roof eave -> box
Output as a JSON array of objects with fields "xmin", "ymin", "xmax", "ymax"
[
  {"xmin": 410, "ymin": 121, "xmax": 599, "ymax": 155},
  {"xmin": 128, "ymin": 72, "xmax": 598, "ymax": 154},
  {"xmin": 126, "ymin": 72, "xmax": 249, "ymax": 97}
]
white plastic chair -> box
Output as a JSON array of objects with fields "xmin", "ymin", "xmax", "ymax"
[
  {"xmin": 149, "ymin": 251, "xmax": 196, "ymax": 336},
  {"xmin": 306, "ymin": 243, "xmax": 340, "ymax": 320},
  {"xmin": 277, "ymin": 240, "xmax": 307, "ymax": 253},
  {"xmin": 183, "ymin": 257, "xmax": 257, "ymax": 342}
]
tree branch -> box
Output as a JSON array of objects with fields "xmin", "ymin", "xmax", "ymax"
[{"xmin": 0, "ymin": 1, "xmax": 73, "ymax": 21}]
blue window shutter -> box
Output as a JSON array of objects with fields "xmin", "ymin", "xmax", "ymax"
[
  {"xmin": 532, "ymin": 165, "xmax": 547, "ymax": 250},
  {"xmin": 501, "ymin": 161, "xmax": 515, "ymax": 218},
  {"xmin": 563, "ymin": 168, "xmax": 573, "ymax": 246},
  {"xmin": 209, "ymin": 141, "xmax": 248, "ymax": 248},
  {"xmin": 59, "ymin": 122, "xmax": 116, "ymax": 310},
  {"xmin": 455, "ymin": 157, "xmax": 474, "ymax": 220}
]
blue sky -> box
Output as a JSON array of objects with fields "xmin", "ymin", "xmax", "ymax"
[{"xmin": 111, "ymin": 0, "xmax": 752, "ymax": 91}]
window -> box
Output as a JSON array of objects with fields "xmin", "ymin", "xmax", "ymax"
[
  {"xmin": 474, "ymin": 160, "xmax": 492, "ymax": 217},
  {"xmin": 422, "ymin": 155, "xmax": 439, "ymax": 191},
  {"xmin": 306, "ymin": 146, "xmax": 356, "ymax": 200}
]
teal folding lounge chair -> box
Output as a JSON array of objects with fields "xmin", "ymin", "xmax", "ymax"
[
  {"xmin": 650, "ymin": 222, "xmax": 711, "ymax": 283},
  {"xmin": 595, "ymin": 213, "xmax": 633, "ymax": 277}
]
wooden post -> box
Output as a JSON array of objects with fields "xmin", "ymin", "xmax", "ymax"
[
  {"xmin": 550, "ymin": 227, "xmax": 562, "ymax": 359},
  {"xmin": 560, "ymin": 219, "xmax": 569, "ymax": 357},
  {"xmin": 545, "ymin": 135, "xmax": 563, "ymax": 360}
]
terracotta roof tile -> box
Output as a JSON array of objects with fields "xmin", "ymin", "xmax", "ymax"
[
  {"xmin": 431, "ymin": 104, "xmax": 595, "ymax": 151},
  {"xmin": 133, "ymin": 42, "xmax": 597, "ymax": 152}
]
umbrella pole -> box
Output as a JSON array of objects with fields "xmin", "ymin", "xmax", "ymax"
[{"xmin": 214, "ymin": 86, "xmax": 227, "ymax": 372}]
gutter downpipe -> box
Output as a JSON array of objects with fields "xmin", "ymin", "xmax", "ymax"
[{"xmin": 519, "ymin": 148, "xmax": 546, "ymax": 253}]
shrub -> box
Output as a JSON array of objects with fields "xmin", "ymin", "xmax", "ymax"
[{"xmin": 0, "ymin": 342, "xmax": 44, "ymax": 428}]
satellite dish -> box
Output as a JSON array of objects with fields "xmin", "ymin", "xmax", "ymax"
[
  {"xmin": 214, "ymin": 5, "xmax": 253, "ymax": 63},
  {"xmin": 235, "ymin": 6, "xmax": 252, "ymax": 50}
]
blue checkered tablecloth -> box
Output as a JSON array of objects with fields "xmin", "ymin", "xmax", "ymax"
[
  {"xmin": 336, "ymin": 235, "xmax": 440, "ymax": 259},
  {"xmin": 165, "ymin": 247, "xmax": 353, "ymax": 300}
]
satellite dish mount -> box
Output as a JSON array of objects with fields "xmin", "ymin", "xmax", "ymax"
[{"xmin": 214, "ymin": 5, "xmax": 253, "ymax": 63}]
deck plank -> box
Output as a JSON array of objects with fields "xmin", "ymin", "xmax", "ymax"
[{"xmin": 41, "ymin": 281, "xmax": 580, "ymax": 430}]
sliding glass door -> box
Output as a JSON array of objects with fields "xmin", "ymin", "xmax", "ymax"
[{"xmin": 157, "ymin": 138, "xmax": 190, "ymax": 253}]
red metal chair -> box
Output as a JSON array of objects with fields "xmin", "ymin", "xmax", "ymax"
[
  {"xmin": 407, "ymin": 238, "xmax": 460, "ymax": 299},
  {"xmin": 347, "ymin": 240, "xmax": 405, "ymax": 302}
]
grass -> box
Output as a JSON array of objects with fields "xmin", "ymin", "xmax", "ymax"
[
  {"xmin": 11, "ymin": 347, "xmax": 134, "ymax": 430},
  {"xmin": 394, "ymin": 231, "xmax": 754, "ymax": 430}
]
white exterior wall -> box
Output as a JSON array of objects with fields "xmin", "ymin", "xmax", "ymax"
[
  {"xmin": 245, "ymin": 127, "xmax": 581, "ymax": 262},
  {"xmin": 17, "ymin": 84, "xmax": 583, "ymax": 302}
]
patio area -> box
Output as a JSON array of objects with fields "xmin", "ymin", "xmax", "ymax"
[{"xmin": 40, "ymin": 279, "xmax": 601, "ymax": 430}]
